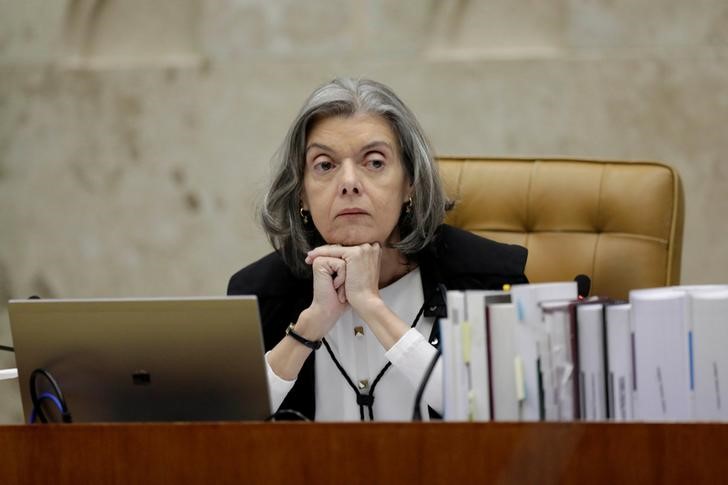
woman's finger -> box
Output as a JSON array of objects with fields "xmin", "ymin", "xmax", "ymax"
[
  {"xmin": 305, "ymin": 243, "xmax": 379, "ymax": 264},
  {"xmin": 337, "ymin": 285, "xmax": 347, "ymax": 304},
  {"xmin": 312, "ymin": 256, "xmax": 345, "ymax": 279},
  {"xmin": 305, "ymin": 244, "xmax": 345, "ymax": 264},
  {"xmin": 331, "ymin": 263, "xmax": 346, "ymax": 289}
]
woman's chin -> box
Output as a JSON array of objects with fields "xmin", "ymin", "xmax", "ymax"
[{"xmin": 327, "ymin": 229, "xmax": 379, "ymax": 246}]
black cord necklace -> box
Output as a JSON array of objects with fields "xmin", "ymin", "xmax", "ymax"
[{"xmin": 320, "ymin": 294, "xmax": 432, "ymax": 421}]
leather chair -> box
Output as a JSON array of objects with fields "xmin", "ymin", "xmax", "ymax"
[{"xmin": 438, "ymin": 157, "xmax": 684, "ymax": 300}]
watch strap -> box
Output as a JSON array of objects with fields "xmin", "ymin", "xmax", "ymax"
[{"xmin": 285, "ymin": 323, "xmax": 322, "ymax": 350}]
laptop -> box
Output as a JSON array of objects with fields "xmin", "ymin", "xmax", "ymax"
[{"xmin": 8, "ymin": 296, "xmax": 271, "ymax": 423}]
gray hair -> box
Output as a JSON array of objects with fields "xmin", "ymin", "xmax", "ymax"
[{"xmin": 260, "ymin": 77, "xmax": 448, "ymax": 277}]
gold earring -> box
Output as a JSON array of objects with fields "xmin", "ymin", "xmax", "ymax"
[
  {"xmin": 405, "ymin": 197, "xmax": 413, "ymax": 214},
  {"xmin": 300, "ymin": 207, "xmax": 309, "ymax": 224}
]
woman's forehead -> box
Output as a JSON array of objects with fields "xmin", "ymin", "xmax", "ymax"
[{"xmin": 305, "ymin": 113, "xmax": 399, "ymax": 150}]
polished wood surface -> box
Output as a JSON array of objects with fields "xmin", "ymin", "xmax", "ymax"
[{"xmin": 1, "ymin": 422, "xmax": 727, "ymax": 484}]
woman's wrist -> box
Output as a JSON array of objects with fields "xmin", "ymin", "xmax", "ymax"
[
  {"xmin": 285, "ymin": 323, "xmax": 322, "ymax": 350},
  {"xmin": 295, "ymin": 306, "xmax": 333, "ymax": 341},
  {"xmin": 350, "ymin": 294, "xmax": 385, "ymax": 320},
  {"xmin": 268, "ymin": 317, "xmax": 318, "ymax": 381},
  {"xmin": 355, "ymin": 297, "xmax": 409, "ymax": 350},
  {"xmin": 348, "ymin": 292, "xmax": 382, "ymax": 316}
]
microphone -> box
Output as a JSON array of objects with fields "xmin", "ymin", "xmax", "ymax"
[{"xmin": 574, "ymin": 274, "xmax": 591, "ymax": 299}]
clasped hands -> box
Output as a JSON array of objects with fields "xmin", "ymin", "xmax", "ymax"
[{"xmin": 304, "ymin": 242, "xmax": 383, "ymax": 331}]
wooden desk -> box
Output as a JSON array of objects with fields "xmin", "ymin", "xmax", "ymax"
[{"xmin": 1, "ymin": 422, "xmax": 727, "ymax": 484}]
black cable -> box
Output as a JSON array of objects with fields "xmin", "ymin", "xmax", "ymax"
[
  {"xmin": 29, "ymin": 393, "xmax": 65, "ymax": 423},
  {"xmin": 0, "ymin": 344, "xmax": 14, "ymax": 352},
  {"xmin": 412, "ymin": 284, "xmax": 448, "ymax": 421},
  {"xmin": 29, "ymin": 368, "xmax": 72, "ymax": 423},
  {"xmin": 265, "ymin": 408, "xmax": 311, "ymax": 421},
  {"xmin": 412, "ymin": 349, "xmax": 441, "ymax": 421},
  {"xmin": 29, "ymin": 371, "xmax": 49, "ymax": 423}
]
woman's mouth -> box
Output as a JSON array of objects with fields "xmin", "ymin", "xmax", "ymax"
[{"xmin": 336, "ymin": 208, "xmax": 368, "ymax": 217}]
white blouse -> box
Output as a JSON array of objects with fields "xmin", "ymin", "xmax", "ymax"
[{"xmin": 265, "ymin": 268, "xmax": 443, "ymax": 421}]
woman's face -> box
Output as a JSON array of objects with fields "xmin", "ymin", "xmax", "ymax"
[{"xmin": 302, "ymin": 113, "xmax": 412, "ymax": 247}]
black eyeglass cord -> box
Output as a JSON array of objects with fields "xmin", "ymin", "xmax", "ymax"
[{"xmin": 321, "ymin": 291, "xmax": 436, "ymax": 422}]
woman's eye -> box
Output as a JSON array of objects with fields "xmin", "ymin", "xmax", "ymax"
[
  {"xmin": 315, "ymin": 160, "xmax": 334, "ymax": 172},
  {"xmin": 368, "ymin": 159, "xmax": 385, "ymax": 169}
]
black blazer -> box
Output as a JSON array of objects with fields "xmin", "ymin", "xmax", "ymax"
[{"xmin": 227, "ymin": 224, "xmax": 528, "ymax": 420}]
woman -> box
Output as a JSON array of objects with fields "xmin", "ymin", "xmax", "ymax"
[{"xmin": 228, "ymin": 78, "xmax": 528, "ymax": 421}]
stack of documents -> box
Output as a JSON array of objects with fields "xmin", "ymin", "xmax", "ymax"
[{"xmin": 439, "ymin": 282, "xmax": 728, "ymax": 423}]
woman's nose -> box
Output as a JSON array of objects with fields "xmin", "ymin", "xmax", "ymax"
[{"xmin": 338, "ymin": 160, "xmax": 360, "ymax": 195}]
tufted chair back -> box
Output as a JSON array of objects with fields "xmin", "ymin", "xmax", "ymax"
[{"xmin": 438, "ymin": 157, "xmax": 684, "ymax": 300}]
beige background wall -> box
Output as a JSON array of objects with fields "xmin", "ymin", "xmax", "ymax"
[{"xmin": 1, "ymin": 0, "xmax": 727, "ymax": 423}]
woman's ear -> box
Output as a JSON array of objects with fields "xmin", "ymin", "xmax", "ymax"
[{"xmin": 404, "ymin": 178, "xmax": 414, "ymax": 201}]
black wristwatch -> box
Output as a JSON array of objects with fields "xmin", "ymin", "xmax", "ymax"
[{"xmin": 285, "ymin": 323, "xmax": 322, "ymax": 350}]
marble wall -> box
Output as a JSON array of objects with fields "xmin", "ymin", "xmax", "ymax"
[{"xmin": 1, "ymin": 0, "xmax": 727, "ymax": 423}]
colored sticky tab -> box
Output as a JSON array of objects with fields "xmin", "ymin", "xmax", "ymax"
[
  {"xmin": 689, "ymin": 330, "xmax": 694, "ymax": 391},
  {"xmin": 516, "ymin": 301, "xmax": 525, "ymax": 322},
  {"xmin": 514, "ymin": 356, "xmax": 525, "ymax": 401},
  {"xmin": 461, "ymin": 321, "xmax": 471, "ymax": 364}
]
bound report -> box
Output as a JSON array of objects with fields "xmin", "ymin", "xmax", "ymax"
[
  {"xmin": 577, "ymin": 303, "xmax": 608, "ymax": 421},
  {"xmin": 605, "ymin": 303, "xmax": 635, "ymax": 422},
  {"xmin": 690, "ymin": 289, "xmax": 728, "ymax": 421},
  {"xmin": 510, "ymin": 282, "xmax": 578, "ymax": 421},
  {"xmin": 630, "ymin": 288, "xmax": 693, "ymax": 421}
]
